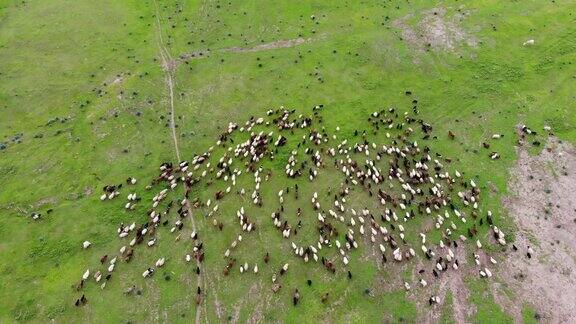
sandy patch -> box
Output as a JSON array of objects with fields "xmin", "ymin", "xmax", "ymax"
[{"xmin": 500, "ymin": 137, "xmax": 576, "ymax": 322}]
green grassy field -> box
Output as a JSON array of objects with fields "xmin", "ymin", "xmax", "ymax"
[{"xmin": 0, "ymin": 0, "xmax": 575, "ymax": 322}]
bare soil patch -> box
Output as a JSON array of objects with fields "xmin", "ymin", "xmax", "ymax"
[
  {"xmin": 393, "ymin": 7, "xmax": 477, "ymax": 53},
  {"xmin": 178, "ymin": 37, "xmax": 313, "ymax": 64},
  {"xmin": 222, "ymin": 37, "xmax": 310, "ymax": 53},
  {"xmin": 102, "ymin": 73, "xmax": 125, "ymax": 87},
  {"xmin": 409, "ymin": 246, "xmax": 476, "ymax": 324},
  {"xmin": 32, "ymin": 197, "xmax": 58, "ymax": 209},
  {"xmin": 435, "ymin": 248, "xmax": 476, "ymax": 324},
  {"xmin": 112, "ymin": 76, "xmax": 124, "ymax": 85},
  {"xmin": 500, "ymin": 137, "xmax": 576, "ymax": 322},
  {"xmin": 178, "ymin": 50, "xmax": 209, "ymax": 62}
]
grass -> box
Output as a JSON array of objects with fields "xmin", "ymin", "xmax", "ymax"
[
  {"xmin": 467, "ymin": 277, "xmax": 512, "ymax": 323},
  {"xmin": 0, "ymin": 0, "xmax": 575, "ymax": 322},
  {"xmin": 522, "ymin": 306, "xmax": 539, "ymax": 324}
]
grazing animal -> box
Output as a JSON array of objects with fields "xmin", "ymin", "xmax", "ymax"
[
  {"xmin": 523, "ymin": 39, "xmax": 535, "ymax": 46},
  {"xmin": 76, "ymin": 294, "xmax": 87, "ymax": 306},
  {"xmin": 293, "ymin": 289, "xmax": 300, "ymax": 306}
]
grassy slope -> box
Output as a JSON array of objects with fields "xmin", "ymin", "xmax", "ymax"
[{"xmin": 0, "ymin": 0, "xmax": 574, "ymax": 322}]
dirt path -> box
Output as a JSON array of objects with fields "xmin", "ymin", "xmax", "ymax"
[
  {"xmin": 221, "ymin": 37, "xmax": 310, "ymax": 53},
  {"xmin": 152, "ymin": 2, "xmax": 205, "ymax": 323},
  {"xmin": 153, "ymin": 0, "xmax": 180, "ymax": 163},
  {"xmin": 435, "ymin": 247, "xmax": 475, "ymax": 324},
  {"xmin": 500, "ymin": 137, "xmax": 576, "ymax": 322},
  {"xmin": 178, "ymin": 37, "xmax": 315, "ymax": 64},
  {"xmin": 164, "ymin": 72, "xmax": 181, "ymax": 162},
  {"xmin": 407, "ymin": 245, "xmax": 476, "ymax": 324}
]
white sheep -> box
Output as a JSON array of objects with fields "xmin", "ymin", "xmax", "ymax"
[{"xmin": 156, "ymin": 258, "xmax": 165, "ymax": 267}]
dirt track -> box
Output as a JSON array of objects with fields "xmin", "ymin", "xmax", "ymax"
[
  {"xmin": 153, "ymin": 1, "xmax": 206, "ymax": 323},
  {"xmin": 177, "ymin": 37, "xmax": 314, "ymax": 64}
]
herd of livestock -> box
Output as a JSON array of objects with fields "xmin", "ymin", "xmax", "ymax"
[{"xmin": 75, "ymin": 103, "xmax": 540, "ymax": 309}]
